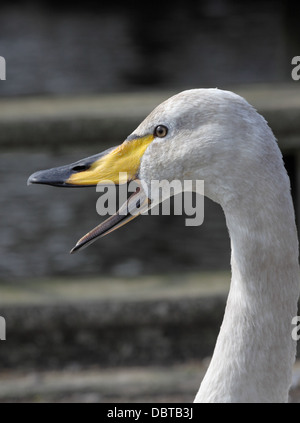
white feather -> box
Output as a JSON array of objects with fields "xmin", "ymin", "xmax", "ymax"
[{"xmin": 134, "ymin": 89, "xmax": 300, "ymax": 403}]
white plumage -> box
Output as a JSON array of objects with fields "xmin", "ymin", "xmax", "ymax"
[
  {"xmin": 136, "ymin": 89, "xmax": 300, "ymax": 402},
  {"xmin": 29, "ymin": 88, "xmax": 300, "ymax": 402}
]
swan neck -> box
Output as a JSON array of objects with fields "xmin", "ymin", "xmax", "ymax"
[{"xmin": 195, "ymin": 189, "xmax": 299, "ymax": 402}]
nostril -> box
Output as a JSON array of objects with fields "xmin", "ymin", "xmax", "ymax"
[{"xmin": 72, "ymin": 165, "xmax": 90, "ymax": 172}]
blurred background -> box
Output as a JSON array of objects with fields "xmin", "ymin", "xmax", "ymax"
[{"xmin": 0, "ymin": 0, "xmax": 300, "ymax": 402}]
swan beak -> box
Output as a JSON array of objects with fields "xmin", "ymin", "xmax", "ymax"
[
  {"xmin": 70, "ymin": 182, "xmax": 150, "ymax": 253},
  {"xmin": 28, "ymin": 135, "xmax": 154, "ymax": 252},
  {"xmin": 28, "ymin": 135, "xmax": 154, "ymax": 187}
]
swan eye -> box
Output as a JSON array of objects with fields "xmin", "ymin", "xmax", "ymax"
[{"xmin": 154, "ymin": 125, "xmax": 168, "ymax": 138}]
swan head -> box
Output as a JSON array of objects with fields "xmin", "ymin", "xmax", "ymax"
[
  {"xmin": 28, "ymin": 88, "xmax": 280, "ymax": 251},
  {"xmin": 137, "ymin": 89, "xmax": 279, "ymax": 204}
]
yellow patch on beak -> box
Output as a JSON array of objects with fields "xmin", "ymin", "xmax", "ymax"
[{"xmin": 67, "ymin": 135, "xmax": 154, "ymax": 185}]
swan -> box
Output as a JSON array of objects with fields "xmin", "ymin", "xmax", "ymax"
[{"xmin": 28, "ymin": 88, "xmax": 300, "ymax": 403}]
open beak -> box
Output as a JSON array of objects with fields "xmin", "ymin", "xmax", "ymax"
[
  {"xmin": 70, "ymin": 183, "xmax": 150, "ymax": 253},
  {"xmin": 28, "ymin": 135, "xmax": 154, "ymax": 252}
]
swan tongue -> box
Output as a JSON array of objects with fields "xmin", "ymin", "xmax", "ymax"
[{"xmin": 70, "ymin": 183, "xmax": 150, "ymax": 253}]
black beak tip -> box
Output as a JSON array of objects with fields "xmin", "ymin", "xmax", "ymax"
[
  {"xmin": 27, "ymin": 172, "xmax": 41, "ymax": 186},
  {"xmin": 27, "ymin": 169, "xmax": 71, "ymax": 187},
  {"xmin": 70, "ymin": 245, "xmax": 78, "ymax": 254}
]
